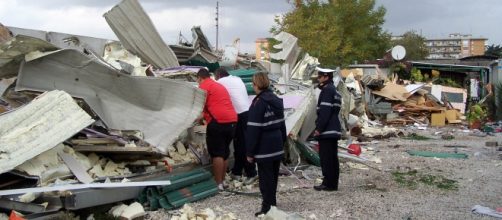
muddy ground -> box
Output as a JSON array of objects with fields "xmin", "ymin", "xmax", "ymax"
[{"xmin": 147, "ymin": 126, "xmax": 502, "ymax": 220}]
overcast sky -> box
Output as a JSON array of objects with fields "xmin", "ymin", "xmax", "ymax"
[{"xmin": 1, "ymin": 0, "xmax": 501, "ymax": 54}]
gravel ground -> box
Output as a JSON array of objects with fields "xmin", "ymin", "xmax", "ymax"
[{"xmin": 147, "ymin": 126, "xmax": 502, "ymax": 220}]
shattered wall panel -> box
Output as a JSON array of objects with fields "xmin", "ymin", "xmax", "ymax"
[
  {"xmin": 0, "ymin": 90, "xmax": 94, "ymax": 174},
  {"xmin": 269, "ymin": 32, "xmax": 301, "ymax": 75},
  {"xmin": 104, "ymin": 0, "xmax": 179, "ymax": 68},
  {"xmin": 16, "ymin": 49, "xmax": 205, "ymax": 153}
]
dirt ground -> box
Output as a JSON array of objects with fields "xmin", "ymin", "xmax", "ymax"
[{"xmin": 147, "ymin": 126, "xmax": 502, "ymax": 220}]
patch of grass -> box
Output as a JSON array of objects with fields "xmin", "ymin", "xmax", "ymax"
[
  {"xmin": 402, "ymin": 133, "xmax": 431, "ymax": 140},
  {"xmin": 392, "ymin": 170, "xmax": 458, "ymax": 191},
  {"xmin": 391, "ymin": 170, "xmax": 418, "ymax": 189}
]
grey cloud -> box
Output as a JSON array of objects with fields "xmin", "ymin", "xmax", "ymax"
[{"xmin": 376, "ymin": 0, "xmax": 502, "ymax": 44}]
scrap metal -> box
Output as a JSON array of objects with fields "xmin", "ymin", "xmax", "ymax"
[
  {"xmin": 104, "ymin": 0, "xmax": 179, "ymax": 68},
  {"xmin": 15, "ymin": 49, "xmax": 205, "ymax": 153}
]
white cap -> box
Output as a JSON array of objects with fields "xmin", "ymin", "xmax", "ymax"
[{"xmin": 315, "ymin": 66, "xmax": 336, "ymax": 73}]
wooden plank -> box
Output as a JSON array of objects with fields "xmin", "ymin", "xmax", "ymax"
[
  {"xmin": 73, "ymin": 145, "xmax": 162, "ymax": 155},
  {"xmin": 70, "ymin": 138, "xmax": 122, "ymax": 145},
  {"xmin": 431, "ymin": 112, "xmax": 446, "ymax": 127},
  {"xmin": 58, "ymin": 152, "xmax": 94, "ymax": 184}
]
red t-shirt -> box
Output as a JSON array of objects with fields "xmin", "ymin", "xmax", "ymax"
[{"xmin": 199, "ymin": 78, "xmax": 237, "ymax": 124}]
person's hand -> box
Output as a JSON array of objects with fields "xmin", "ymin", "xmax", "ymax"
[
  {"xmin": 195, "ymin": 115, "xmax": 204, "ymax": 125},
  {"xmin": 247, "ymin": 156, "xmax": 254, "ymax": 163},
  {"xmin": 314, "ymin": 130, "xmax": 320, "ymax": 136}
]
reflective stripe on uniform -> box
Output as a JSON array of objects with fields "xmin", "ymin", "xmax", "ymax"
[
  {"xmin": 321, "ymin": 130, "xmax": 342, "ymax": 135},
  {"xmin": 248, "ymin": 118, "xmax": 285, "ymax": 127},
  {"xmin": 320, "ymin": 102, "xmax": 341, "ymax": 108},
  {"xmin": 255, "ymin": 150, "xmax": 284, "ymax": 159}
]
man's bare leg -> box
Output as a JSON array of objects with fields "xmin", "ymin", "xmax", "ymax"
[{"xmin": 212, "ymin": 157, "xmax": 225, "ymax": 184}]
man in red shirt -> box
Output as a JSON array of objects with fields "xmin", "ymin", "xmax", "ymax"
[{"xmin": 197, "ymin": 68, "xmax": 237, "ymax": 190}]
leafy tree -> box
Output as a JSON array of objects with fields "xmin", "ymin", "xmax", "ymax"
[
  {"xmin": 410, "ymin": 67, "xmax": 423, "ymax": 82},
  {"xmin": 271, "ymin": 0, "xmax": 391, "ymax": 67},
  {"xmin": 392, "ymin": 30, "xmax": 429, "ymax": 60},
  {"xmin": 485, "ymin": 44, "xmax": 502, "ymax": 58}
]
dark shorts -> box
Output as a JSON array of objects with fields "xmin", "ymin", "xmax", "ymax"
[{"xmin": 206, "ymin": 120, "xmax": 236, "ymax": 160}]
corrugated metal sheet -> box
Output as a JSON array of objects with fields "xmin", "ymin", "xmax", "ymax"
[
  {"xmin": 104, "ymin": 0, "xmax": 179, "ymax": 68},
  {"xmin": 191, "ymin": 26, "xmax": 212, "ymax": 52},
  {"xmin": 16, "ymin": 49, "xmax": 205, "ymax": 153},
  {"xmin": 7, "ymin": 26, "xmax": 113, "ymax": 56},
  {"xmin": 0, "ymin": 90, "xmax": 94, "ymax": 174},
  {"xmin": 169, "ymin": 45, "xmax": 195, "ymax": 63},
  {"xmin": 0, "ymin": 35, "xmax": 58, "ymax": 78}
]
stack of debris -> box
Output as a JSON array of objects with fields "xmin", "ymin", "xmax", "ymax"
[
  {"xmin": 343, "ymin": 67, "xmax": 467, "ymax": 127},
  {"xmin": 0, "ymin": 0, "xmax": 222, "ymax": 218}
]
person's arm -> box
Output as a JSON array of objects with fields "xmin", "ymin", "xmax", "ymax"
[
  {"xmin": 316, "ymin": 89, "xmax": 335, "ymax": 133},
  {"xmin": 246, "ymin": 99, "xmax": 265, "ymax": 159}
]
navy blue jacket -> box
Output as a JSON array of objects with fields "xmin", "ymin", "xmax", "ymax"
[
  {"xmin": 316, "ymin": 80, "xmax": 342, "ymax": 140},
  {"xmin": 246, "ymin": 89, "xmax": 286, "ymax": 162}
]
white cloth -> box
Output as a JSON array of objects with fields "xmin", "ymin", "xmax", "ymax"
[
  {"xmin": 472, "ymin": 205, "xmax": 502, "ymax": 218},
  {"xmin": 217, "ymin": 75, "xmax": 250, "ymax": 114}
]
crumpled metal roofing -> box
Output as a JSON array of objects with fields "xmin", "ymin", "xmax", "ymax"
[
  {"xmin": 191, "ymin": 26, "xmax": 213, "ymax": 52},
  {"xmin": 0, "ymin": 90, "xmax": 94, "ymax": 174},
  {"xmin": 290, "ymin": 53, "xmax": 319, "ymax": 81},
  {"xmin": 16, "ymin": 49, "xmax": 205, "ymax": 153},
  {"xmin": 0, "ymin": 35, "xmax": 58, "ymax": 78},
  {"xmin": 7, "ymin": 26, "xmax": 113, "ymax": 56},
  {"xmin": 104, "ymin": 0, "xmax": 179, "ymax": 69}
]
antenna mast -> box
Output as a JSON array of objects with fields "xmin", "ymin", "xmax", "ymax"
[{"xmin": 215, "ymin": 1, "xmax": 219, "ymax": 51}]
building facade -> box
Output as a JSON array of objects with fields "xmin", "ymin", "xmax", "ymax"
[
  {"xmin": 255, "ymin": 38, "xmax": 270, "ymax": 61},
  {"xmin": 426, "ymin": 33, "xmax": 487, "ymax": 59}
]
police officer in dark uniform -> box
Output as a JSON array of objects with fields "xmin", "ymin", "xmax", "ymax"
[
  {"xmin": 246, "ymin": 72, "xmax": 287, "ymax": 216},
  {"xmin": 313, "ymin": 67, "xmax": 342, "ymax": 191}
]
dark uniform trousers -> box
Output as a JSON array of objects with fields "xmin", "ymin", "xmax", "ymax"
[
  {"xmin": 231, "ymin": 111, "xmax": 257, "ymax": 177},
  {"xmin": 257, "ymin": 160, "xmax": 280, "ymax": 212},
  {"xmin": 319, "ymin": 139, "xmax": 340, "ymax": 189}
]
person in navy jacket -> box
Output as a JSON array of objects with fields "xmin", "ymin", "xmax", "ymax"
[
  {"xmin": 246, "ymin": 72, "xmax": 287, "ymax": 216},
  {"xmin": 314, "ymin": 67, "xmax": 342, "ymax": 191}
]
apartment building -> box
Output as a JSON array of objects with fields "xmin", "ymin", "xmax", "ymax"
[
  {"xmin": 255, "ymin": 38, "xmax": 270, "ymax": 60},
  {"xmin": 426, "ymin": 33, "xmax": 487, "ymax": 59}
]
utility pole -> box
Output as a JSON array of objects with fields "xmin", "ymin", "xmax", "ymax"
[{"xmin": 215, "ymin": 1, "xmax": 219, "ymax": 51}]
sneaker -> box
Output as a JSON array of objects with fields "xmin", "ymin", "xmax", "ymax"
[
  {"xmin": 218, "ymin": 183, "xmax": 228, "ymax": 191},
  {"xmin": 229, "ymin": 173, "xmax": 242, "ymax": 181},
  {"xmin": 243, "ymin": 175, "xmax": 258, "ymax": 185}
]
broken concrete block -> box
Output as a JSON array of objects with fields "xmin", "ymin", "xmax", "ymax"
[
  {"xmin": 120, "ymin": 202, "xmax": 145, "ymax": 220},
  {"xmin": 176, "ymin": 141, "xmax": 187, "ymax": 155},
  {"xmin": 89, "ymin": 164, "xmax": 106, "ymax": 177},
  {"xmin": 109, "ymin": 204, "xmax": 128, "ymax": 217},
  {"xmin": 103, "ymin": 161, "xmax": 119, "ymax": 176},
  {"xmin": 18, "ymin": 192, "xmax": 37, "ymax": 203}
]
